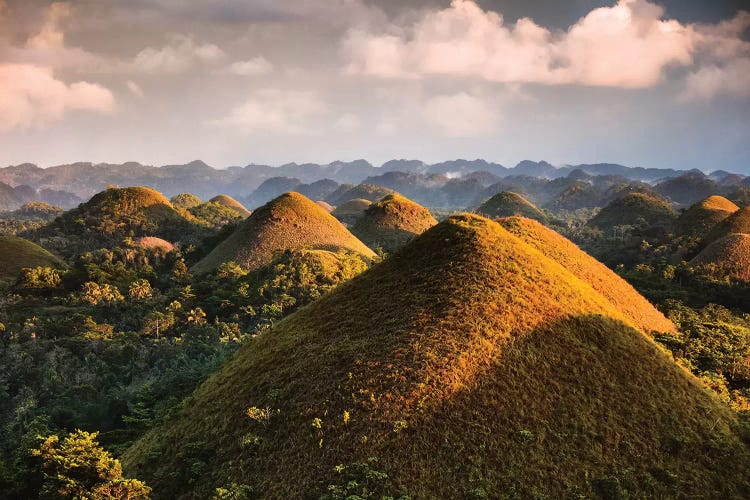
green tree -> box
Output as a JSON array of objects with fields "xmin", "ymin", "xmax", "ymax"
[{"xmin": 31, "ymin": 430, "xmax": 150, "ymax": 499}]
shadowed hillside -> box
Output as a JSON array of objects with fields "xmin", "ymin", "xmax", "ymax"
[
  {"xmin": 331, "ymin": 198, "xmax": 371, "ymax": 226},
  {"xmin": 326, "ymin": 183, "xmax": 395, "ymax": 205},
  {"xmin": 351, "ymin": 193, "xmax": 437, "ymax": 252},
  {"xmin": 123, "ymin": 214, "xmax": 746, "ymax": 498},
  {"xmin": 192, "ymin": 192, "xmax": 375, "ymax": 274},
  {"xmin": 0, "ymin": 236, "xmax": 64, "ymax": 283},
  {"xmin": 588, "ymin": 192, "xmax": 677, "ymax": 230}
]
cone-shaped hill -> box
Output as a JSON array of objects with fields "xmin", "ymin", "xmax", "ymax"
[
  {"xmin": 170, "ymin": 192, "xmax": 203, "ymax": 209},
  {"xmin": 0, "ymin": 236, "xmax": 65, "ymax": 283},
  {"xmin": 35, "ymin": 186, "xmax": 203, "ymax": 256},
  {"xmin": 587, "ymin": 192, "xmax": 677, "ymax": 230},
  {"xmin": 675, "ymin": 195, "xmax": 739, "ymax": 237},
  {"xmin": 330, "ymin": 198, "xmax": 371, "ymax": 225},
  {"xmin": 498, "ymin": 216, "xmax": 675, "ymax": 333},
  {"xmin": 699, "ymin": 207, "xmax": 750, "ymax": 249},
  {"xmin": 208, "ymin": 195, "xmax": 252, "ymax": 217},
  {"xmin": 315, "ymin": 200, "xmax": 334, "ymax": 212},
  {"xmin": 326, "ymin": 183, "xmax": 395, "ymax": 205},
  {"xmin": 476, "ymin": 191, "xmax": 548, "ymax": 222},
  {"xmin": 191, "ymin": 192, "xmax": 375, "ymax": 274},
  {"xmin": 351, "ymin": 193, "xmax": 437, "ymax": 252},
  {"xmin": 123, "ymin": 214, "xmax": 748, "ymax": 498},
  {"xmin": 692, "ymin": 233, "xmax": 750, "ymax": 282}
]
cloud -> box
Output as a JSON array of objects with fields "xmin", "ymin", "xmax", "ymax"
[
  {"xmin": 343, "ymin": 0, "xmax": 750, "ymax": 93},
  {"xmin": 422, "ymin": 92, "xmax": 499, "ymax": 137},
  {"xmin": 333, "ymin": 113, "xmax": 362, "ymax": 132},
  {"xmin": 681, "ymin": 58, "xmax": 750, "ymax": 101},
  {"xmin": 126, "ymin": 80, "xmax": 144, "ymax": 97},
  {"xmin": 133, "ymin": 34, "xmax": 225, "ymax": 74},
  {"xmin": 209, "ymin": 89, "xmax": 326, "ymax": 134},
  {"xmin": 228, "ymin": 56, "xmax": 274, "ymax": 76},
  {"xmin": 0, "ymin": 64, "xmax": 115, "ymax": 132},
  {"xmin": 26, "ymin": 2, "xmax": 71, "ymax": 50}
]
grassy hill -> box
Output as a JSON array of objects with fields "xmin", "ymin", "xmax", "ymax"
[
  {"xmin": 330, "ymin": 198, "xmax": 371, "ymax": 225},
  {"xmin": 326, "ymin": 183, "xmax": 395, "ymax": 205},
  {"xmin": 33, "ymin": 186, "xmax": 204, "ymax": 257},
  {"xmin": 0, "ymin": 236, "xmax": 64, "ymax": 283},
  {"xmin": 123, "ymin": 214, "xmax": 747, "ymax": 498},
  {"xmin": 351, "ymin": 193, "xmax": 437, "ymax": 252},
  {"xmin": 192, "ymin": 192, "xmax": 375, "ymax": 274},
  {"xmin": 315, "ymin": 200, "xmax": 334, "ymax": 212},
  {"xmin": 700, "ymin": 207, "xmax": 750, "ymax": 249},
  {"xmin": 692, "ymin": 233, "xmax": 750, "ymax": 282},
  {"xmin": 675, "ymin": 195, "xmax": 739, "ymax": 237},
  {"xmin": 170, "ymin": 193, "xmax": 203, "ymax": 209},
  {"xmin": 588, "ymin": 192, "xmax": 677, "ymax": 230},
  {"xmin": 476, "ymin": 191, "xmax": 548, "ymax": 222},
  {"xmin": 208, "ymin": 195, "xmax": 252, "ymax": 218},
  {"xmin": 498, "ymin": 216, "xmax": 675, "ymax": 333}
]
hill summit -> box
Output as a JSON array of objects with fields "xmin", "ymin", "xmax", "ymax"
[
  {"xmin": 123, "ymin": 214, "xmax": 748, "ymax": 498},
  {"xmin": 192, "ymin": 192, "xmax": 375, "ymax": 274},
  {"xmin": 34, "ymin": 186, "xmax": 202, "ymax": 257},
  {"xmin": 351, "ymin": 193, "xmax": 437, "ymax": 252},
  {"xmin": 208, "ymin": 195, "xmax": 252, "ymax": 217},
  {"xmin": 700, "ymin": 206, "xmax": 750, "ymax": 249},
  {"xmin": 476, "ymin": 191, "xmax": 547, "ymax": 222},
  {"xmin": 588, "ymin": 192, "xmax": 676, "ymax": 229},
  {"xmin": 675, "ymin": 195, "xmax": 739, "ymax": 237}
]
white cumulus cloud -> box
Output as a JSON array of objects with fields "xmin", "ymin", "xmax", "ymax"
[
  {"xmin": 133, "ymin": 34, "xmax": 225, "ymax": 74},
  {"xmin": 209, "ymin": 89, "xmax": 326, "ymax": 134},
  {"xmin": 228, "ymin": 56, "xmax": 274, "ymax": 76},
  {"xmin": 0, "ymin": 64, "xmax": 115, "ymax": 131},
  {"xmin": 343, "ymin": 0, "xmax": 750, "ymax": 95}
]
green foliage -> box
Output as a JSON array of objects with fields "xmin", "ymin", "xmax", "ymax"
[
  {"xmin": 321, "ymin": 459, "xmax": 410, "ymax": 500},
  {"xmin": 16, "ymin": 266, "xmax": 62, "ymax": 290},
  {"xmin": 31, "ymin": 430, "xmax": 150, "ymax": 499}
]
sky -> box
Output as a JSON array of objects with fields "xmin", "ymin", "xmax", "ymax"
[{"xmin": 0, "ymin": 0, "xmax": 749, "ymax": 172}]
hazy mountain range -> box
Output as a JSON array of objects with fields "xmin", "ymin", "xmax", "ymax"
[{"xmin": 0, "ymin": 159, "xmax": 746, "ymax": 211}]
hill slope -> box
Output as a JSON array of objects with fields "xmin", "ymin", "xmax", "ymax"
[
  {"xmin": 351, "ymin": 193, "xmax": 437, "ymax": 252},
  {"xmin": 498, "ymin": 216, "xmax": 675, "ymax": 333},
  {"xmin": 123, "ymin": 214, "xmax": 746, "ymax": 498},
  {"xmin": 208, "ymin": 195, "xmax": 252, "ymax": 217},
  {"xmin": 0, "ymin": 236, "xmax": 64, "ymax": 283},
  {"xmin": 675, "ymin": 195, "xmax": 739, "ymax": 237},
  {"xmin": 700, "ymin": 207, "xmax": 750, "ymax": 248},
  {"xmin": 476, "ymin": 191, "xmax": 547, "ymax": 221},
  {"xmin": 588, "ymin": 192, "xmax": 677, "ymax": 229},
  {"xmin": 692, "ymin": 233, "xmax": 750, "ymax": 282},
  {"xmin": 192, "ymin": 192, "xmax": 375, "ymax": 274}
]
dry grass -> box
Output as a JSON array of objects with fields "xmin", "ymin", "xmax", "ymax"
[
  {"xmin": 0, "ymin": 235, "xmax": 64, "ymax": 281},
  {"xmin": 476, "ymin": 191, "xmax": 546, "ymax": 221},
  {"xmin": 675, "ymin": 195, "xmax": 739, "ymax": 237},
  {"xmin": 130, "ymin": 236, "xmax": 175, "ymax": 252},
  {"xmin": 123, "ymin": 213, "xmax": 748, "ymax": 498},
  {"xmin": 191, "ymin": 192, "xmax": 375, "ymax": 274},
  {"xmin": 315, "ymin": 201, "xmax": 334, "ymax": 213},
  {"xmin": 208, "ymin": 195, "xmax": 252, "ymax": 218},
  {"xmin": 692, "ymin": 233, "xmax": 750, "ymax": 282},
  {"xmin": 171, "ymin": 193, "xmax": 203, "ymax": 209},
  {"xmin": 327, "ymin": 184, "xmax": 395, "ymax": 205},
  {"xmin": 588, "ymin": 192, "xmax": 677, "ymax": 229},
  {"xmin": 351, "ymin": 193, "xmax": 437, "ymax": 252},
  {"xmin": 86, "ymin": 186, "xmax": 173, "ymax": 215},
  {"xmin": 701, "ymin": 207, "xmax": 750, "ymax": 248},
  {"xmin": 499, "ymin": 216, "xmax": 676, "ymax": 333}
]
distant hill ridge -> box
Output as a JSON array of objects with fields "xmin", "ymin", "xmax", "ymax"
[{"xmin": 1, "ymin": 159, "xmax": 731, "ymax": 203}]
